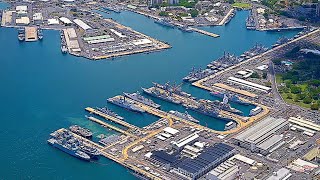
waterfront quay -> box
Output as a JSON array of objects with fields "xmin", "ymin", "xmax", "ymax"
[
  {"xmin": 192, "ymin": 28, "xmax": 320, "ymax": 121},
  {"xmin": 0, "ymin": 1, "xmax": 170, "ymax": 60}
]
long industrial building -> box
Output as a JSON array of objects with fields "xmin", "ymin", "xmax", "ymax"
[
  {"xmin": 149, "ymin": 143, "xmax": 235, "ymax": 179},
  {"xmin": 173, "ymin": 143, "xmax": 235, "ymax": 180},
  {"xmin": 233, "ymin": 117, "xmax": 288, "ymax": 155},
  {"xmin": 228, "ymin": 77, "xmax": 272, "ymax": 93}
]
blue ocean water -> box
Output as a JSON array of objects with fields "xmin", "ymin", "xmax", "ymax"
[{"xmin": 0, "ymin": 3, "xmax": 299, "ymax": 178}]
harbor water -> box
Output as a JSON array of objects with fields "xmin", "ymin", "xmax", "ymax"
[{"xmin": 0, "ymin": 3, "xmax": 300, "ymax": 178}]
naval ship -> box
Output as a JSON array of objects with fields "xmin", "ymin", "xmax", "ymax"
[
  {"xmin": 154, "ymin": 18, "xmax": 175, "ymax": 28},
  {"xmin": 96, "ymin": 107, "xmax": 124, "ymax": 120},
  {"xmin": 17, "ymin": 28, "xmax": 25, "ymax": 41},
  {"xmin": 124, "ymin": 92, "xmax": 161, "ymax": 109},
  {"xmin": 69, "ymin": 125, "xmax": 93, "ymax": 139},
  {"xmin": 142, "ymin": 87, "xmax": 181, "ymax": 104},
  {"xmin": 78, "ymin": 143, "xmax": 100, "ymax": 159},
  {"xmin": 107, "ymin": 96, "xmax": 145, "ymax": 113},
  {"xmin": 210, "ymin": 92, "xmax": 251, "ymax": 106},
  {"xmin": 168, "ymin": 110, "xmax": 199, "ymax": 123}
]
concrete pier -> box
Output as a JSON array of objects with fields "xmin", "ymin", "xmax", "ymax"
[{"xmin": 25, "ymin": 27, "xmax": 38, "ymax": 42}]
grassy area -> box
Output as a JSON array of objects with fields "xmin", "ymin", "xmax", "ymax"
[
  {"xmin": 277, "ymin": 75, "xmax": 319, "ymax": 110},
  {"xmin": 232, "ymin": 2, "xmax": 252, "ymax": 9}
]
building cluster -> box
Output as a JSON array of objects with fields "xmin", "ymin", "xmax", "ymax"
[{"xmin": 233, "ymin": 117, "xmax": 288, "ymax": 155}]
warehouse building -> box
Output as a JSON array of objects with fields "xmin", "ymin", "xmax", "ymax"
[
  {"xmin": 172, "ymin": 133, "xmax": 199, "ymax": 150},
  {"xmin": 173, "ymin": 143, "xmax": 236, "ymax": 180},
  {"xmin": 73, "ymin": 19, "xmax": 91, "ymax": 31},
  {"xmin": 228, "ymin": 77, "xmax": 272, "ymax": 93},
  {"xmin": 288, "ymin": 117, "xmax": 320, "ymax": 137},
  {"xmin": 59, "ymin": 17, "xmax": 72, "ymax": 25},
  {"xmin": 206, "ymin": 160, "xmax": 239, "ymax": 180},
  {"xmin": 233, "ymin": 117, "xmax": 288, "ymax": 155},
  {"xmin": 150, "ymin": 150, "xmax": 179, "ymax": 169}
]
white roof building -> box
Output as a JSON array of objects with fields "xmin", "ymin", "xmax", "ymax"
[
  {"xmin": 47, "ymin": 19, "xmax": 59, "ymax": 25},
  {"xmin": 33, "ymin": 13, "xmax": 43, "ymax": 21},
  {"xmin": 16, "ymin": 17, "xmax": 30, "ymax": 25},
  {"xmin": 59, "ymin": 17, "xmax": 72, "ymax": 25},
  {"xmin": 163, "ymin": 127, "xmax": 179, "ymax": 135},
  {"xmin": 73, "ymin": 19, "xmax": 92, "ymax": 30}
]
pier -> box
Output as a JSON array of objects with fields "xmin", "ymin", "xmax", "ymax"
[
  {"xmin": 85, "ymin": 107, "xmax": 139, "ymax": 130},
  {"xmin": 59, "ymin": 128, "xmax": 160, "ymax": 180},
  {"xmin": 190, "ymin": 27, "xmax": 220, "ymax": 38},
  {"xmin": 25, "ymin": 27, "xmax": 38, "ymax": 42},
  {"xmin": 86, "ymin": 116, "xmax": 138, "ymax": 138},
  {"xmin": 218, "ymin": 8, "xmax": 235, "ymax": 26}
]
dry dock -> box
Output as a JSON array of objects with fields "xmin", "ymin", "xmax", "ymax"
[
  {"xmin": 25, "ymin": 27, "xmax": 38, "ymax": 42},
  {"xmin": 85, "ymin": 107, "xmax": 139, "ymax": 129}
]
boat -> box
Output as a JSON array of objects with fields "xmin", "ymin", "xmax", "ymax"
[
  {"xmin": 168, "ymin": 110, "xmax": 199, "ymax": 123},
  {"xmin": 124, "ymin": 92, "xmax": 161, "ymax": 109},
  {"xmin": 224, "ymin": 121, "xmax": 237, "ymax": 131},
  {"xmin": 153, "ymin": 82, "xmax": 196, "ymax": 100},
  {"xmin": 47, "ymin": 138, "xmax": 91, "ymax": 161},
  {"xmin": 178, "ymin": 25, "xmax": 193, "ymax": 33},
  {"xmin": 107, "ymin": 96, "xmax": 145, "ymax": 113},
  {"xmin": 142, "ymin": 87, "xmax": 181, "ymax": 104},
  {"xmin": 210, "ymin": 91, "xmax": 251, "ymax": 106},
  {"xmin": 17, "ymin": 28, "xmax": 25, "ymax": 41},
  {"xmin": 69, "ymin": 125, "xmax": 93, "ymax": 139},
  {"xmin": 37, "ymin": 28, "xmax": 43, "ymax": 40},
  {"xmin": 249, "ymin": 106, "xmax": 262, "ymax": 116},
  {"xmin": 61, "ymin": 45, "xmax": 68, "ymax": 53},
  {"xmin": 78, "ymin": 143, "xmax": 100, "ymax": 159},
  {"xmin": 96, "ymin": 107, "xmax": 124, "ymax": 120},
  {"xmin": 154, "ymin": 18, "xmax": 175, "ymax": 28}
]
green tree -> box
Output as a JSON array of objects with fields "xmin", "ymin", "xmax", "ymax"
[
  {"xmin": 189, "ymin": 9, "xmax": 198, "ymax": 18},
  {"xmin": 290, "ymin": 85, "xmax": 301, "ymax": 94},
  {"xmin": 311, "ymin": 103, "xmax": 319, "ymax": 110},
  {"xmin": 250, "ymin": 72, "xmax": 260, "ymax": 79},
  {"xmin": 287, "ymin": 93, "xmax": 293, "ymax": 99},
  {"xmin": 303, "ymin": 97, "xmax": 312, "ymax": 104}
]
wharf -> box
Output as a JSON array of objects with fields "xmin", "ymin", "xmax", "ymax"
[
  {"xmin": 192, "ymin": 29, "xmax": 320, "ymax": 94},
  {"xmin": 190, "ymin": 27, "xmax": 220, "ymax": 38},
  {"xmin": 25, "ymin": 27, "xmax": 38, "ymax": 42},
  {"xmin": 86, "ymin": 116, "xmax": 138, "ymax": 138},
  {"xmin": 218, "ymin": 8, "xmax": 235, "ymax": 26},
  {"xmin": 57, "ymin": 128, "xmax": 160, "ymax": 180},
  {"xmin": 213, "ymin": 83, "xmax": 257, "ymax": 98},
  {"xmin": 85, "ymin": 107, "xmax": 139, "ymax": 130}
]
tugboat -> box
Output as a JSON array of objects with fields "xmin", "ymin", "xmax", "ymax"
[
  {"xmin": 96, "ymin": 107, "xmax": 124, "ymax": 120},
  {"xmin": 168, "ymin": 110, "xmax": 199, "ymax": 123},
  {"xmin": 124, "ymin": 92, "xmax": 161, "ymax": 109},
  {"xmin": 69, "ymin": 125, "xmax": 93, "ymax": 139},
  {"xmin": 107, "ymin": 96, "xmax": 145, "ymax": 113},
  {"xmin": 17, "ymin": 28, "xmax": 25, "ymax": 41},
  {"xmin": 61, "ymin": 45, "xmax": 68, "ymax": 53}
]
